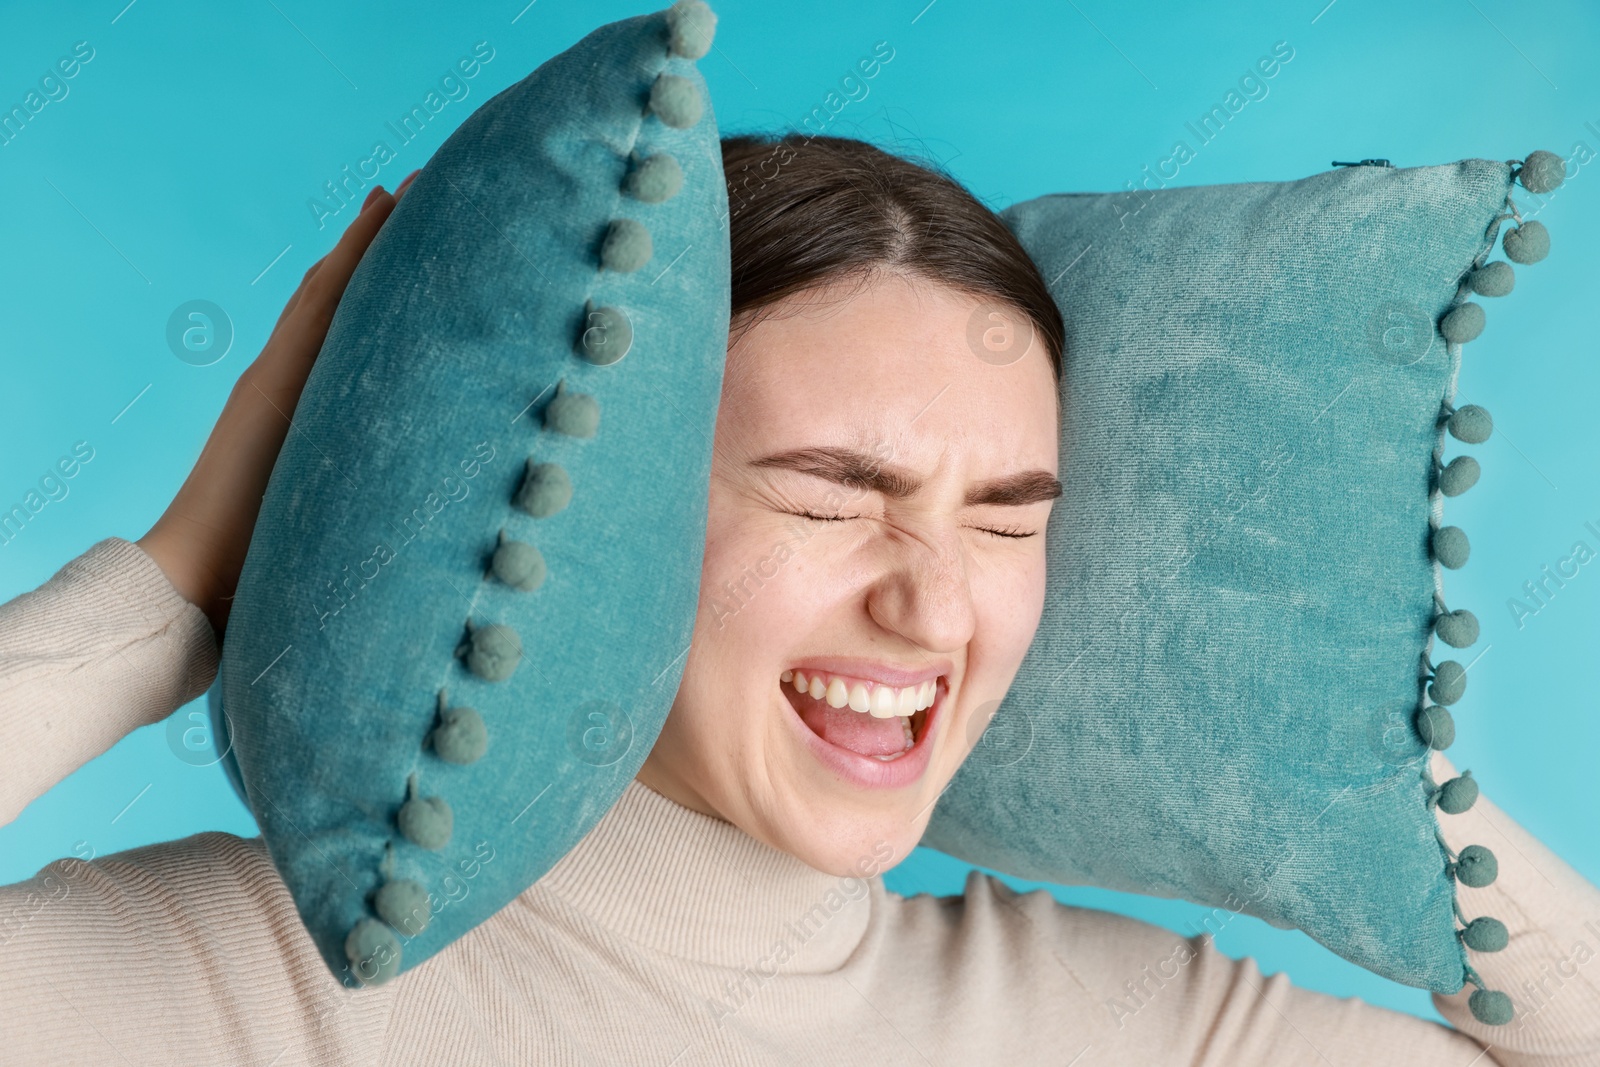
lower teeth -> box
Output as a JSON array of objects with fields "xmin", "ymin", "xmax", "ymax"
[{"xmin": 870, "ymin": 717, "xmax": 917, "ymax": 761}]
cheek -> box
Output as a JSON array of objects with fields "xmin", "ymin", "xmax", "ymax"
[
  {"xmin": 695, "ymin": 487, "xmax": 859, "ymax": 641},
  {"xmin": 696, "ymin": 514, "xmax": 798, "ymax": 641},
  {"xmin": 940, "ymin": 543, "xmax": 1047, "ymax": 763},
  {"xmin": 678, "ymin": 517, "xmax": 812, "ymax": 738},
  {"xmin": 971, "ymin": 539, "xmax": 1049, "ymax": 647}
]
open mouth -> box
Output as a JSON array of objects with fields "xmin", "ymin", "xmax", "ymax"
[{"xmin": 780, "ymin": 669, "xmax": 944, "ymax": 763}]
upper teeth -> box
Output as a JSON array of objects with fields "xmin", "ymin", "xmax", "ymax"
[{"xmin": 781, "ymin": 670, "xmax": 938, "ymax": 719}]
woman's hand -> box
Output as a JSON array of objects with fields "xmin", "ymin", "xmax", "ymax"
[{"xmin": 138, "ymin": 170, "xmax": 420, "ymax": 641}]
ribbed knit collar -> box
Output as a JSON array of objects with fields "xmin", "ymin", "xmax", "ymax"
[{"xmin": 536, "ymin": 778, "xmax": 874, "ymax": 972}]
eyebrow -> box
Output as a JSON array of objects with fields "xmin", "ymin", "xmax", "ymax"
[{"xmin": 750, "ymin": 446, "xmax": 1062, "ymax": 507}]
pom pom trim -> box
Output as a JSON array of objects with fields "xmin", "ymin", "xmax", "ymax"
[
  {"xmin": 1413, "ymin": 152, "xmax": 1560, "ymax": 1024},
  {"xmin": 338, "ymin": 1, "xmax": 720, "ymax": 986}
]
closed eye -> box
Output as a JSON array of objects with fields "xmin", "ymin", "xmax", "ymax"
[
  {"xmin": 788, "ymin": 510, "xmax": 1037, "ymax": 539},
  {"xmin": 975, "ymin": 525, "xmax": 1037, "ymax": 539}
]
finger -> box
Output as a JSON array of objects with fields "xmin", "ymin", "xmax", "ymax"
[
  {"xmin": 290, "ymin": 185, "xmax": 389, "ymax": 294},
  {"xmin": 288, "ymin": 190, "xmax": 393, "ymax": 323},
  {"xmin": 266, "ymin": 191, "xmax": 397, "ymax": 367},
  {"xmin": 272, "ymin": 257, "xmax": 327, "ymax": 330},
  {"xmin": 289, "ymin": 177, "xmax": 397, "ymax": 319},
  {"xmin": 394, "ymin": 168, "xmax": 421, "ymax": 200},
  {"xmin": 309, "ymin": 189, "xmax": 395, "ymax": 301}
]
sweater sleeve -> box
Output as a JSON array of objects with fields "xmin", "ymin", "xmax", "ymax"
[
  {"xmin": 0, "ymin": 831, "xmax": 397, "ymax": 1065},
  {"xmin": 0, "ymin": 536, "xmax": 220, "ymax": 828}
]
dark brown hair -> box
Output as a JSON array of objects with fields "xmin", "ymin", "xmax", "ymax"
[{"xmin": 719, "ymin": 132, "xmax": 1063, "ymax": 389}]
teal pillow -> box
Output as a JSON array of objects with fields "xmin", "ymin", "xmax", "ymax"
[
  {"xmin": 218, "ymin": 1, "xmax": 728, "ymax": 986},
  {"xmin": 924, "ymin": 153, "xmax": 1565, "ymax": 1027}
]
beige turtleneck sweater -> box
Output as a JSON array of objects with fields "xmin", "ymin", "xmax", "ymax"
[{"xmin": 1, "ymin": 536, "xmax": 1597, "ymax": 1065}]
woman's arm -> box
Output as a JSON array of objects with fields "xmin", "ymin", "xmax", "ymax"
[
  {"xmin": 0, "ymin": 176, "xmax": 411, "ymax": 829},
  {"xmin": 1160, "ymin": 751, "xmax": 1600, "ymax": 1064},
  {"xmin": 1427, "ymin": 749, "xmax": 1600, "ymax": 1061},
  {"xmin": 0, "ymin": 536, "xmax": 219, "ymax": 828},
  {"xmin": 903, "ymin": 749, "xmax": 1599, "ymax": 1065},
  {"xmin": 0, "ymin": 179, "xmax": 420, "ymax": 1064}
]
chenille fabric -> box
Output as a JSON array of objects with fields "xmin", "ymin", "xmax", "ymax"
[{"xmin": 928, "ymin": 158, "xmax": 1543, "ymax": 997}]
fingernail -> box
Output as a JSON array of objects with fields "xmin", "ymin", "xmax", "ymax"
[
  {"xmin": 396, "ymin": 169, "xmax": 421, "ymax": 196},
  {"xmin": 361, "ymin": 185, "xmax": 387, "ymax": 213}
]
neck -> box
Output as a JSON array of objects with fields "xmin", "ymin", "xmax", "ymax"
[
  {"xmin": 534, "ymin": 777, "xmax": 876, "ymax": 972},
  {"xmin": 633, "ymin": 759, "xmax": 724, "ymax": 821}
]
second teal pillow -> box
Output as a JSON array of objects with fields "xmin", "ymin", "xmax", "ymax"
[{"xmin": 926, "ymin": 154, "xmax": 1564, "ymax": 1026}]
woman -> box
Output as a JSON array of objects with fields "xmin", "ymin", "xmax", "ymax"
[{"xmin": 1, "ymin": 133, "xmax": 1596, "ymax": 1065}]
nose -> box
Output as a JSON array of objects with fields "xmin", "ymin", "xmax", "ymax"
[{"xmin": 864, "ymin": 522, "xmax": 977, "ymax": 658}]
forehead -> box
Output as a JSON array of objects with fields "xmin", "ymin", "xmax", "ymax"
[{"xmin": 720, "ymin": 275, "xmax": 1058, "ymax": 472}]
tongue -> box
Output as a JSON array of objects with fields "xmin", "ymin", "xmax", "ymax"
[{"xmin": 798, "ymin": 698, "xmax": 909, "ymax": 757}]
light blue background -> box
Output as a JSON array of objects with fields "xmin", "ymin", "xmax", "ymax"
[{"xmin": 2, "ymin": 0, "xmax": 1595, "ymax": 1029}]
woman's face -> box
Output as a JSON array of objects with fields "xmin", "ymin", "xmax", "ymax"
[{"xmin": 636, "ymin": 272, "xmax": 1061, "ymax": 877}]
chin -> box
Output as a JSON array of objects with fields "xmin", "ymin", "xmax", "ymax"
[
  {"xmin": 767, "ymin": 665, "xmax": 961, "ymax": 877},
  {"xmin": 777, "ymin": 810, "xmax": 912, "ymax": 881}
]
